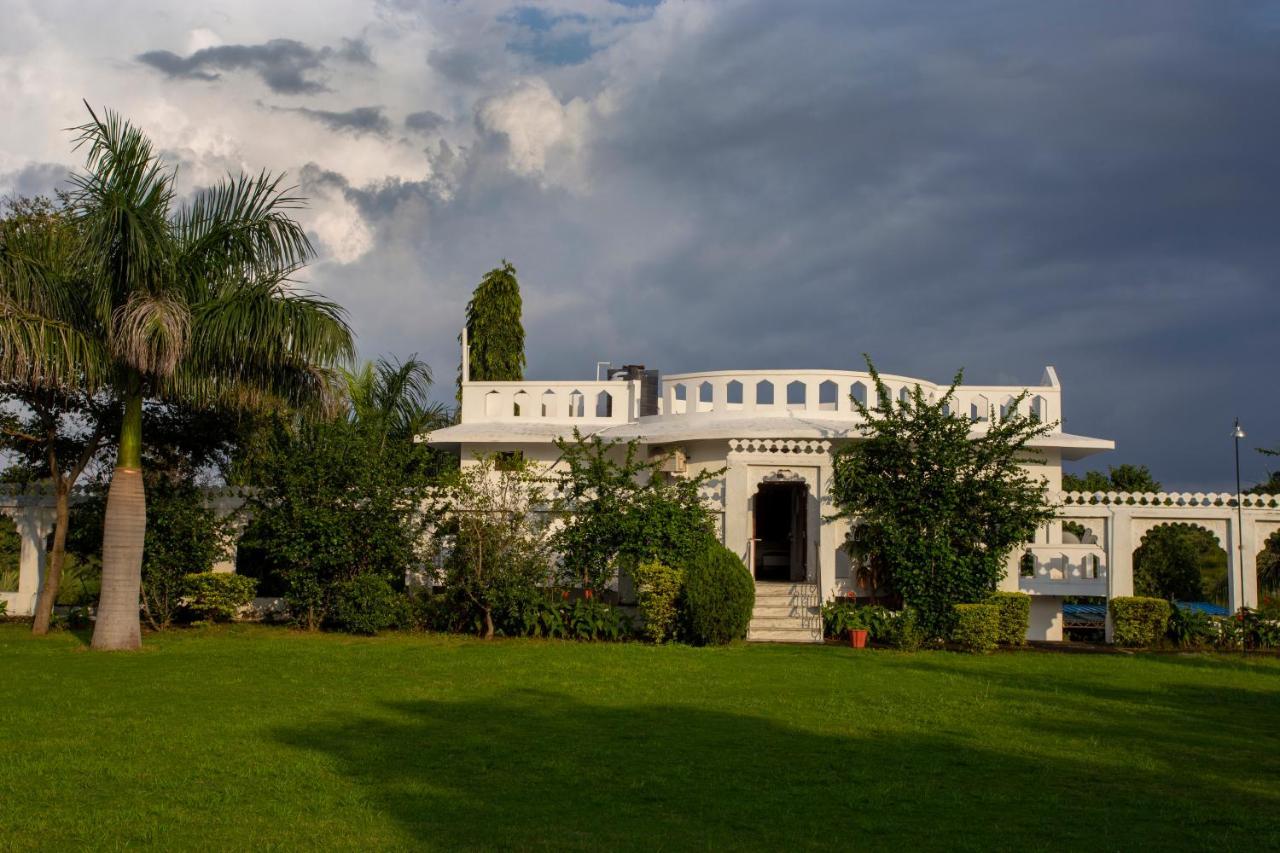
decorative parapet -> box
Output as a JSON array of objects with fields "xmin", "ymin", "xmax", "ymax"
[
  {"xmin": 663, "ymin": 368, "xmax": 1060, "ymax": 423},
  {"xmin": 728, "ymin": 438, "xmax": 832, "ymax": 455},
  {"xmin": 1054, "ymin": 491, "xmax": 1280, "ymax": 508}
]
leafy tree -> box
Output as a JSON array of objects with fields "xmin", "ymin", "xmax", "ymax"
[
  {"xmin": 551, "ymin": 431, "xmax": 719, "ymax": 592},
  {"xmin": 1249, "ymin": 445, "xmax": 1280, "ymax": 495},
  {"xmin": 1133, "ymin": 523, "xmax": 1222, "ymax": 602},
  {"xmin": 0, "ymin": 196, "xmax": 115, "ymax": 633},
  {"xmin": 458, "ymin": 260, "xmax": 525, "ymax": 397},
  {"xmin": 0, "ymin": 105, "xmax": 353, "ymax": 649},
  {"xmin": 1062, "ymin": 464, "xmax": 1161, "ymax": 493},
  {"xmin": 830, "ymin": 358, "xmax": 1055, "ymax": 637},
  {"xmin": 239, "ymin": 415, "xmax": 431, "ymax": 630},
  {"xmin": 431, "ymin": 454, "xmax": 553, "ymax": 639}
]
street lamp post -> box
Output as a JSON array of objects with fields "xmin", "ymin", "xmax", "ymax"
[{"xmin": 1233, "ymin": 418, "xmax": 1246, "ymax": 613}]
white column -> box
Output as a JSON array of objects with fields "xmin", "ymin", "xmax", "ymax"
[
  {"xmin": 1105, "ymin": 511, "xmax": 1132, "ymax": 642},
  {"xmin": 1228, "ymin": 516, "xmax": 1258, "ymax": 611},
  {"xmin": 14, "ymin": 507, "xmax": 53, "ymax": 617},
  {"xmin": 723, "ymin": 456, "xmax": 750, "ymax": 565}
]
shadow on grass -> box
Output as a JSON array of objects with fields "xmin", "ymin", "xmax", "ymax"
[{"xmin": 275, "ymin": 685, "xmax": 1279, "ymax": 851}]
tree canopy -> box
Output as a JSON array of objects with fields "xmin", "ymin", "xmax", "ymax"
[
  {"xmin": 458, "ymin": 260, "xmax": 525, "ymax": 396},
  {"xmin": 1062, "ymin": 464, "xmax": 1161, "ymax": 493},
  {"xmin": 830, "ymin": 359, "xmax": 1055, "ymax": 636}
]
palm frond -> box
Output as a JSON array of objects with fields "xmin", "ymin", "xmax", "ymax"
[
  {"xmin": 110, "ymin": 292, "xmax": 191, "ymax": 376},
  {"xmin": 174, "ymin": 170, "xmax": 314, "ymax": 299},
  {"xmin": 68, "ymin": 102, "xmax": 178, "ymax": 309},
  {"xmin": 0, "ymin": 303, "xmax": 110, "ymax": 390}
]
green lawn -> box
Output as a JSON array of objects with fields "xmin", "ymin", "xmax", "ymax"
[{"xmin": 2, "ymin": 625, "xmax": 1278, "ymax": 851}]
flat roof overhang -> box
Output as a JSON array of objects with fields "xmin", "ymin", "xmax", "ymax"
[{"xmin": 421, "ymin": 415, "xmax": 1114, "ymax": 461}]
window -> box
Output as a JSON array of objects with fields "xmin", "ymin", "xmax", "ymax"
[{"xmin": 1020, "ymin": 551, "xmax": 1036, "ymax": 578}]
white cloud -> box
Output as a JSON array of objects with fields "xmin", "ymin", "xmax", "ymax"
[{"xmin": 476, "ymin": 78, "xmax": 595, "ymax": 185}]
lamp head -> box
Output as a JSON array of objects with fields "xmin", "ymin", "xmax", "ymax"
[{"xmin": 1232, "ymin": 418, "xmax": 1246, "ymax": 440}]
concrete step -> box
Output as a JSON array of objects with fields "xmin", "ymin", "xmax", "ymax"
[
  {"xmin": 751, "ymin": 601, "xmax": 819, "ymax": 614},
  {"xmin": 748, "ymin": 627, "xmax": 823, "ymax": 643},
  {"xmin": 750, "ymin": 615, "xmax": 822, "ymax": 630},
  {"xmin": 754, "ymin": 582, "xmax": 818, "ymax": 597}
]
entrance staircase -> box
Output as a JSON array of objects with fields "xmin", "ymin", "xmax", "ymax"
[{"xmin": 748, "ymin": 582, "xmax": 822, "ymax": 643}]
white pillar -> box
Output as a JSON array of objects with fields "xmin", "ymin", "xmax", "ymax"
[
  {"xmin": 1228, "ymin": 516, "xmax": 1258, "ymax": 611},
  {"xmin": 1105, "ymin": 512, "xmax": 1132, "ymax": 642},
  {"xmin": 1029, "ymin": 596, "xmax": 1063, "ymax": 642},
  {"xmin": 14, "ymin": 507, "xmax": 54, "ymax": 617},
  {"xmin": 723, "ymin": 456, "xmax": 750, "ymax": 566}
]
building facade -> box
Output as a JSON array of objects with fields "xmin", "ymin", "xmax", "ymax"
[{"xmin": 426, "ymin": 356, "xmax": 1199, "ymax": 642}]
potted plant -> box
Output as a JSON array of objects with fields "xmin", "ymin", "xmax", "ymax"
[{"xmin": 846, "ymin": 605, "xmax": 870, "ymax": 649}]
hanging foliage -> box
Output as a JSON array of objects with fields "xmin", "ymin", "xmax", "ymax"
[{"xmin": 458, "ymin": 260, "xmax": 526, "ymax": 397}]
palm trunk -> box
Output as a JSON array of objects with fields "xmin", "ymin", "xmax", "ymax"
[
  {"xmin": 31, "ymin": 481, "xmax": 70, "ymax": 635},
  {"xmin": 92, "ymin": 388, "xmax": 146, "ymax": 651}
]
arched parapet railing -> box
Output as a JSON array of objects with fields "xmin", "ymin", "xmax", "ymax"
[
  {"xmin": 1040, "ymin": 489, "xmax": 1280, "ymax": 616},
  {"xmin": 459, "ymin": 367, "xmax": 1064, "ymax": 426},
  {"xmin": 460, "ymin": 379, "xmax": 636, "ymax": 424}
]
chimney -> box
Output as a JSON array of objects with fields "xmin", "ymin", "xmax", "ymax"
[{"xmin": 608, "ymin": 364, "xmax": 660, "ymax": 417}]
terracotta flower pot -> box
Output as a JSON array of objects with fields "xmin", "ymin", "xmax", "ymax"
[{"xmin": 849, "ymin": 629, "xmax": 869, "ymax": 649}]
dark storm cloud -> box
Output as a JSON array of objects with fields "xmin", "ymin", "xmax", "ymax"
[
  {"xmin": 0, "ymin": 162, "xmax": 69, "ymax": 198},
  {"xmin": 405, "ymin": 110, "xmax": 447, "ymax": 133},
  {"xmin": 137, "ymin": 37, "xmax": 373, "ymax": 94},
  {"xmin": 272, "ymin": 105, "xmax": 391, "ymax": 135},
  {"xmin": 428, "ymin": 47, "xmax": 487, "ymax": 86},
  {"xmin": 322, "ymin": 0, "xmax": 1277, "ymax": 490}
]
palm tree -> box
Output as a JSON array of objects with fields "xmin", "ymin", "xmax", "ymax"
[
  {"xmin": 0, "ymin": 104, "xmax": 353, "ymax": 649},
  {"xmin": 342, "ymin": 354, "xmax": 452, "ymax": 451}
]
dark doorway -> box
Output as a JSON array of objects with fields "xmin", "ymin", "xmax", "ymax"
[{"xmin": 752, "ymin": 481, "xmax": 807, "ymax": 582}]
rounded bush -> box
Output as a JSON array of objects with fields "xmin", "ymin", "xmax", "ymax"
[
  {"xmin": 682, "ymin": 542, "xmax": 754, "ymax": 645},
  {"xmin": 988, "ymin": 591, "xmax": 1031, "ymax": 645},
  {"xmin": 328, "ymin": 574, "xmax": 402, "ymax": 635},
  {"xmin": 952, "ymin": 603, "xmax": 1000, "ymax": 653},
  {"xmin": 1110, "ymin": 596, "xmax": 1171, "ymax": 647}
]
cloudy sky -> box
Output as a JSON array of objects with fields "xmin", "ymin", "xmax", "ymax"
[{"xmin": 2, "ymin": 0, "xmax": 1277, "ymax": 489}]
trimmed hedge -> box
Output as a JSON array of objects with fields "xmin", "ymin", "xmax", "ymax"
[
  {"xmin": 988, "ymin": 591, "xmax": 1031, "ymax": 645},
  {"xmin": 682, "ymin": 542, "xmax": 754, "ymax": 645},
  {"xmin": 328, "ymin": 574, "xmax": 405, "ymax": 635},
  {"xmin": 631, "ymin": 561, "xmax": 684, "ymax": 643},
  {"xmin": 182, "ymin": 573, "xmax": 257, "ymax": 622},
  {"xmin": 1110, "ymin": 596, "xmax": 1171, "ymax": 647},
  {"xmin": 952, "ymin": 603, "xmax": 1000, "ymax": 654}
]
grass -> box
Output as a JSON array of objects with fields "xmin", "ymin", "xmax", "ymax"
[{"xmin": 2, "ymin": 625, "xmax": 1279, "ymax": 851}]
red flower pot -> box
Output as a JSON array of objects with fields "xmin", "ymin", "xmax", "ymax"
[{"xmin": 849, "ymin": 629, "xmax": 868, "ymax": 649}]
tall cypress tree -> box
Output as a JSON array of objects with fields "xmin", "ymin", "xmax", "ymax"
[{"xmin": 458, "ymin": 260, "xmax": 526, "ymax": 397}]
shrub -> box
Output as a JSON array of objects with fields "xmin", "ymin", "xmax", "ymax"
[
  {"xmin": 182, "ymin": 573, "xmax": 257, "ymax": 623},
  {"xmin": 988, "ymin": 591, "xmax": 1030, "ymax": 645},
  {"xmin": 1110, "ymin": 596, "xmax": 1171, "ymax": 647},
  {"xmin": 1167, "ymin": 604, "xmax": 1216, "ymax": 648},
  {"xmin": 566, "ymin": 598, "xmax": 632, "ymax": 641},
  {"xmin": 682, "ymin": 542, "xmax": 755, "ymax": 645},
  {"xmin": 879, "ymin": 607, "xmax": 924, "ymax": 650},
  {"xmin": 952, "ymin": 603, "xmax": 1000, "ymax": 653},
  {"xmin": 328, "ymin": 574, "xmax": 403, "ymax": 635},
  {"xmin": 631, "ymin": 561, "xmax": 684, "ymax": 643},
  {"xmin": 0, "ymin": 599, "xmax": 7, "ymax": 617}
]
